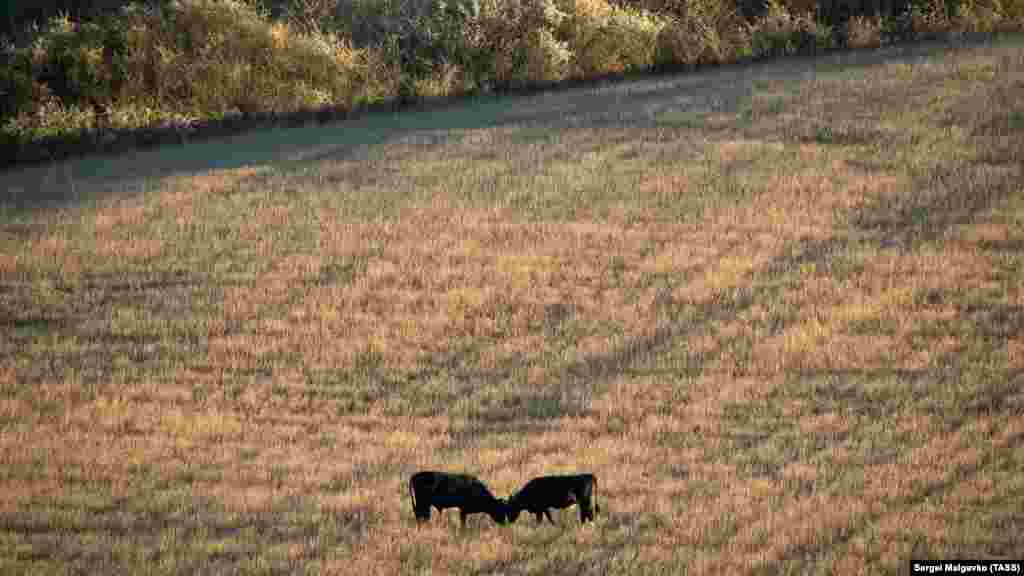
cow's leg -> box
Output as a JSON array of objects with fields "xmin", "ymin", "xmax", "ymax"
[
  {"xmin": 579, "ymin": 479, "xmax": 597, "ymax": 523},
  {"xmin": 578, "ymin": 495, "xmax": 595, "ymax": 523},
  {"xmin": 414, "ymin": 505, "xmax": 431, "ymax": 527},
  {"xmin": 580, "ymin": 504, "xmax": 594, "ymax": 523}
]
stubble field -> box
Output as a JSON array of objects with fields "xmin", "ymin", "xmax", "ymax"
[{"xmin": 2, "ymin": 35, "xmax": 1023, "ymax": 574}]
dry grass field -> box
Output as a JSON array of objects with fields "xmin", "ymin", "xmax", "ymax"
[{"xmin": 2, "ymin": 35, "xmax": 1023, "ymax": 574}]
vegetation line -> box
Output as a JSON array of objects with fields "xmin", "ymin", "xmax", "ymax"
[{"xmin": 2, "ymin": 0, "xmax": 1022, "ymax": 169}]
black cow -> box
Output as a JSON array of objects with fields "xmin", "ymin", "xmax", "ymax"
[
  {"xmin": 408, "ymin": 471, "xmax": 509, "ymax": 527},
  {"xmin": 507, "ymin": 474, "xmax": 600, "ymax": 525}
]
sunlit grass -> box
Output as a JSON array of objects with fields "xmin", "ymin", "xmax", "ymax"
[{"xmin": 1, "ymin": 35, "xmax": 1022, "ymax": 574}]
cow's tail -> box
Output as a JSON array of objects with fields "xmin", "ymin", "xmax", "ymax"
[{"xmin": 594, "ymin": 475, "xmax": 601, "ymax": 514}]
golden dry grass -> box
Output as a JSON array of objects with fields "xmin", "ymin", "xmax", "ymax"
[{"xmin": 2, "ymin": 36, "xmax": 1023, "ymax": 574}]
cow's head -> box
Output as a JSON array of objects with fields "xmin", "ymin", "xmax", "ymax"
[
  {"xmin": 505, "ymin": 498, "xmax": 524, "ymax": 524},
  {"xmin": 488, "ymin": 499, "xmax": 511, "ymax": 525}
]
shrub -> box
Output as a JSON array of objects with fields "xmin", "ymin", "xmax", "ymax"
[
  {"xmin": 1, "ymin": 11, "xmax": 132, "ymax": 142},
  {"xmin": 909, "ymin": 0, "xmax": 952, "ymax": 35},
  {"xmin": 846, "ymin": 14, "xmax": 883, "ymax": 46},
  {"xmin": 880, "ymin": 8, "xmax": 916, "ymax": 42},
  {"xmin": 950, "ymin": 0, "xmax": 1023, "ymax": 31},
  {"xmin": 336, "ymin": 0, "xmax": 409, "ymax": 49},
  {"xmin": 412, "ymin": 0, "xmax": 495, "ymax": 92},
  {"xmin": 277, "ymin": 0, "xmax": 348, "ymax": 34},
  {"xmin": 954, "ymin": 0, "xmax": 1001, "ymax": 30},
  {"xmin": 116, "ymin": 0, "xmax": 371, "ymax": 115},
  {"xmin": 783, "ymin": 0, "xmax": 818, "ymax": 15},
  {"xmin": 997, "ymin": 0, "xmax": 1024, "ymax": 21},
  {"xmin": 474, "ymin": 0, "xmax": 573, "ymax": 88},
  {"xmin": 335, "ymin": 0, "xmax": 494, "ymax": 98},
  {"xmin": 1, "ymin": 0, "xmax": 381, "ymax": 146},
  {"xmin": 808, "ymin": 17, "xmax": 836, "ymax": 49},
  {"xmin": 25, "ymin": 12, "xmax": 130, "ymax": 109},
  {"xmin": 553, "ymin": 0, "xmax": 666, "ymax": 77},
  {"xmin": 654, "ymin": 0, "xmax": 751, "ymax": 67},
  {"xmin": 2, "ymin": 92, "xmax": 96, "ymax": 141},
  {"xmin": 0, "ymin": 50, "xmax": 40, "ymax": 120},
  {"xmin": 749, "ymin": 0, "xmax": 827, "ymax": 57}
]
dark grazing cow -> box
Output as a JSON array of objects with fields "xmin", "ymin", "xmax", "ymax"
[
  {"xmin": 507, "ymin": 474, "xmax": 600, "ymax": 525},
  {"xmin": 408, "ymin": 471, "xmax": 509, "ymax": 527}
]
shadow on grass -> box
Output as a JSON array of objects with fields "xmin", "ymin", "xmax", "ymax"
[
  {"xmin": 0, "ymin": 495, "xmax": 376, "ymax": 572},
  {"xmin": 852, "ymin": 161, "xmax": 1024, "ymax": 247},
  {"xmin": 471, "ymin": 509, "xmax": 656, "ymax": 575},
  {"xmin": 421, "ymin": 60, "xmax": 1022, "ymax": 442},
  {"xmin": 759, "ymin": 405, "xmax": 1024, "ymax": 571}
]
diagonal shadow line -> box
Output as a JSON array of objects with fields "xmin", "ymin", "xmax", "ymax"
[
  {"xmin": 428, "ymin": 131, "xmax": 1023, "ymax": 438},
  {"xmin": 0, "ymin": 498, "xmax": 375, "ymax": 567},
  {"xmin": 851, "ymin": 161, "xmax": 1024, "ymax": 247},
  {"xmin": 763, "ymin": 386, "xmax": 1024, "ymax": 570},
  {"xmin": 401, "ymin": 239, "xmax": 756, "ymax": 429},
  {"xmin": 664, "ymin": 365, "xmax": 1024, "ymax": 571},
  {"xmin": 721, "ymin": 358, "xmax": 1023, "ymax": 484},
  {"xmin": 457, "ymin": 237, "xmax": 838, "ymax": 426}
]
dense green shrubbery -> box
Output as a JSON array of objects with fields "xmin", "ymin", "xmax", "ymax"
[
  {"xmin": 2, "ymin": 0, "xmax": 383, "ymax": 146},
  {"xmin": 1, "ymin": 0, "xmax": 1021, "ymax": 163},
  {"xmin": 29, "ymin": 14, "xmax": 130, "ymax": 108},
  {"xmin": 0, "ymin": 51, "xmax": 37, "ymax": 120},
  {"xmin": 467, "ymin": 0, "xmax": 573, "ymax": 88},
  {"xmin": 1, "ymin": 13, "xmax": 133, "ymax": 143}
]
